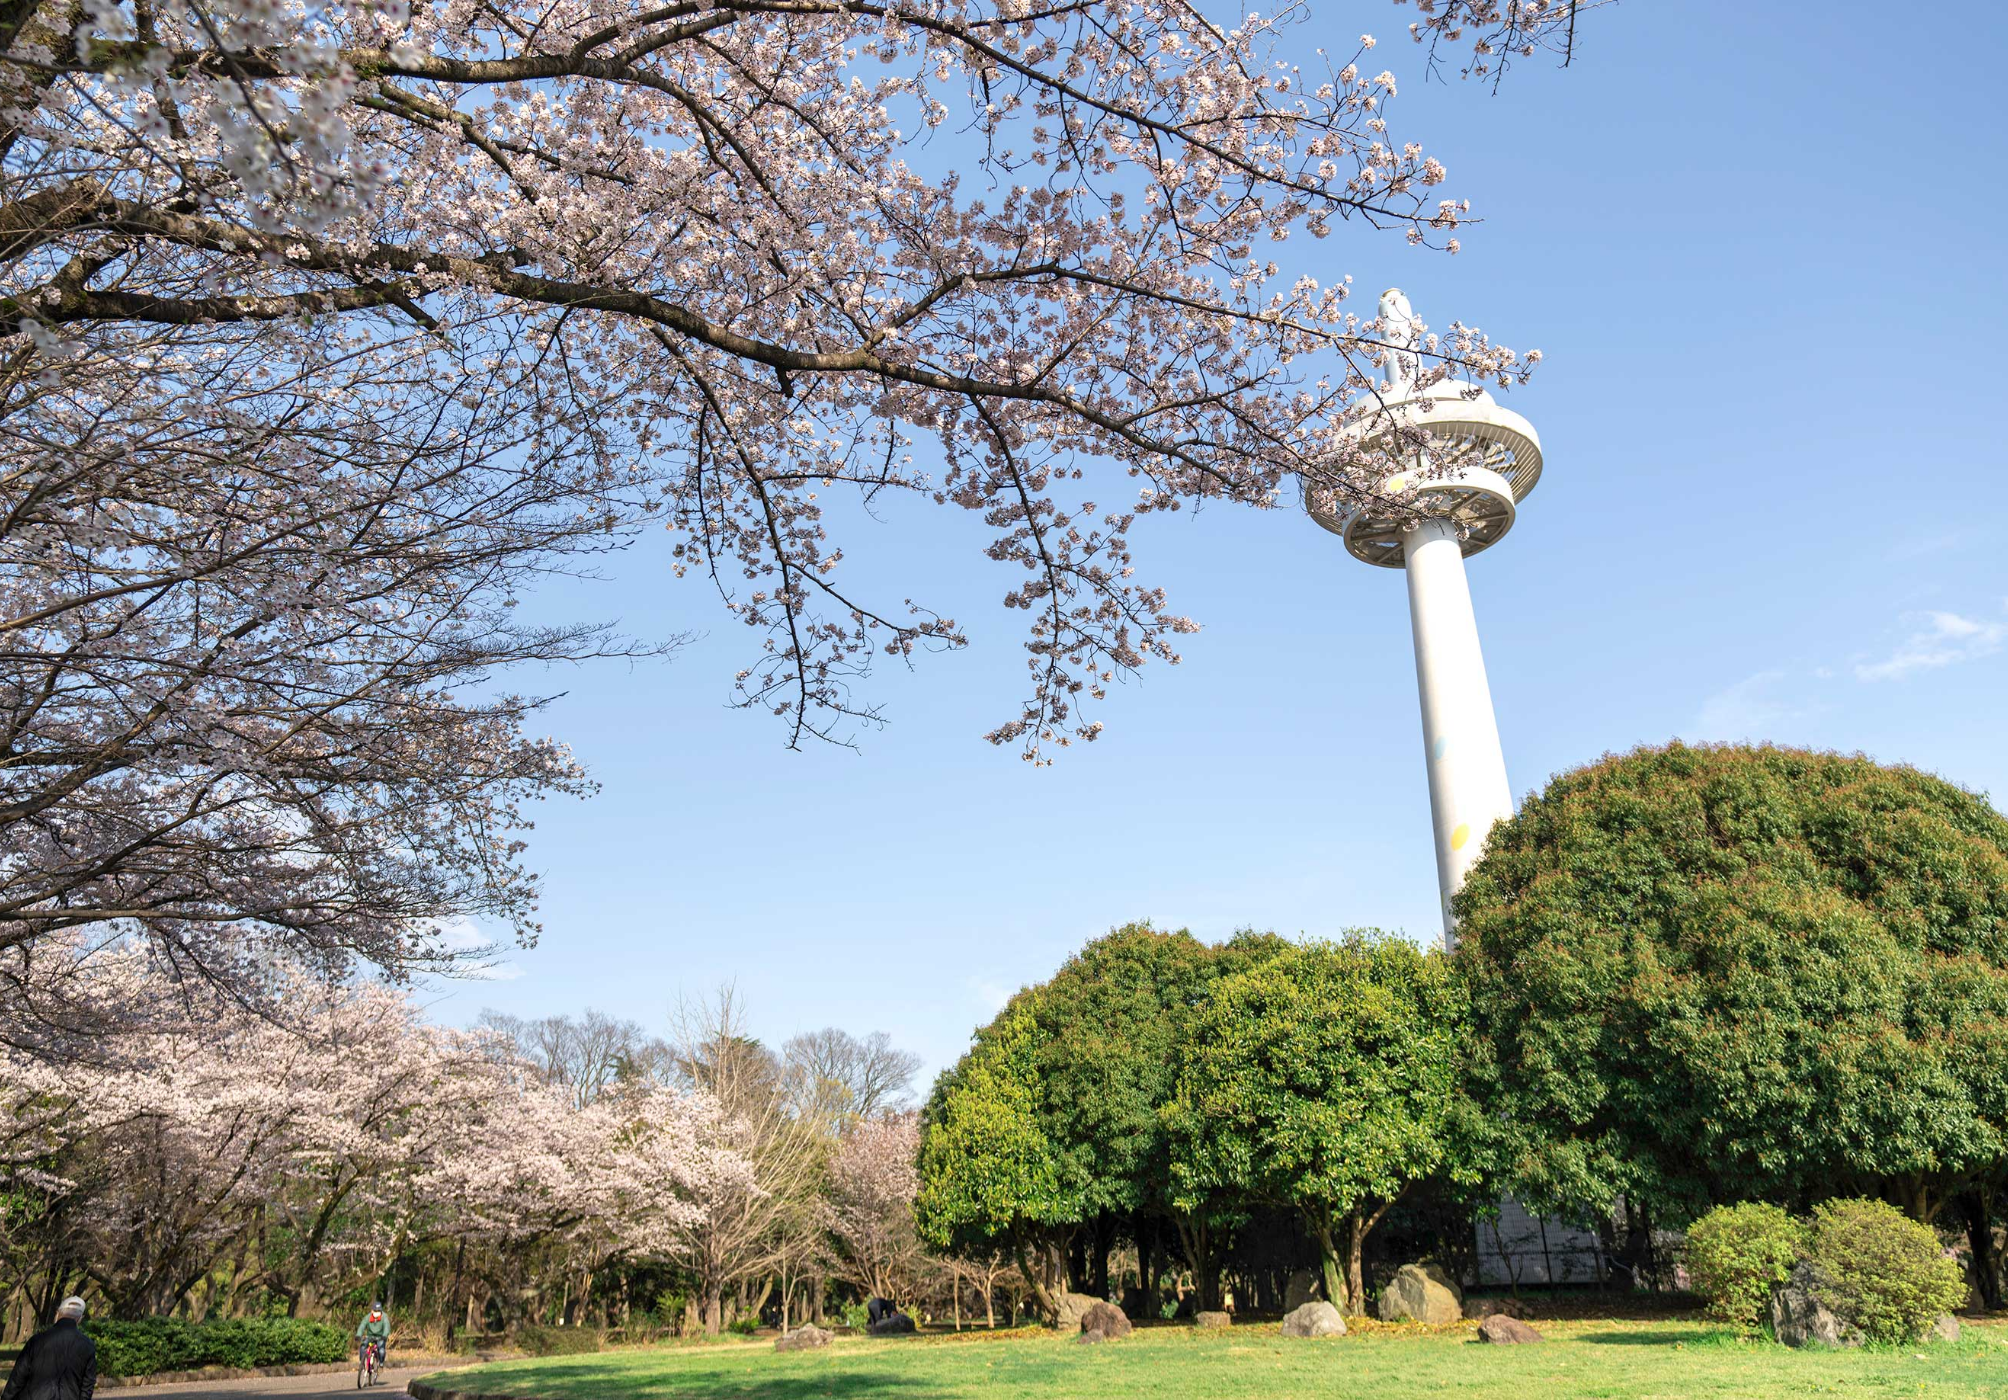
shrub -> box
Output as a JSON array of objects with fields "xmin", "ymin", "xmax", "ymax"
[
  {"xmin": 651, "ymin": 1291, "xmax": 688, "ymax": 1333},
  {"xmin": 1684, "ymin": 1202, "xmax": 1805, "ymax": 1330},
  {"xmin": 840, "ymin": 1301, "xmax": 870, "ymax": 1333},
  {"xmin": 1805, "ymin": 1198, "xmax": 1965, "ymax": 1344},
  {"xmin": 514, "ymin": 1324, "xmax": 605, "ymax": 1356},
  {"xmin": 726, "ymin": 1315, "xmax": 760, "ymax": 1336},
  {"xmin": 84, "ymin": 1317, "xmax": 347, "ymax": 1377}
]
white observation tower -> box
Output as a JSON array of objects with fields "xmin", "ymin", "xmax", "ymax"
[{"xmin": 1307, "ymin": 290, "xmax": 1544, "ymax": 945}]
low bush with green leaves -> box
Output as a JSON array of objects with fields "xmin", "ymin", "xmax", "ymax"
[
  {"xmin": 1805, "ymin": 1198, "xmax": 1965, "ymax": 1344},
  {"xmin": 515, "ymin": 1324, "xmax": 605, "ymax": 1356},
  {"xmin": 83, "ymin": 1317, "xmax": 348, "ymax": 1377},
  {"xmin": 1684, "ymin": 1201, "xmax": 1806, "ymax": 1330},
  {"xmin": 840, "ymin": 1301, "xmax": 870, "ymax": 1333}
]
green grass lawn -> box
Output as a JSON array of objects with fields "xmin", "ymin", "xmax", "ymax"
[{"xmin": 422, "ymin": 1317, "xmax": 2008, "ymax": 1400}]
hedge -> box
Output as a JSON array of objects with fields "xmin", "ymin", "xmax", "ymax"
[{"xmin": 82, "ymin": 1317, "xmax": 349, "ymax": 1377}]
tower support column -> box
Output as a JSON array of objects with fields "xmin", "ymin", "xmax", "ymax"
[{"xmin": 1404, "ymin": 518, "xmax": 1515, "ymax": 945}]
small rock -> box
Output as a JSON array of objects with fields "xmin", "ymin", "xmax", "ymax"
[
  {"xmin": 1931, "ymin": 1314, "xmax": 1961, "ymax": 1343},
  {"xmin": 1079, "ymin": 1300, "xmax": 1132, "ymax": 1341},
  {"xmin": 1477, "ymin": 1314, "xmax": 1542, "ymax": 1345},
  {"xmin": 1377, "ymin": 1262, "xmax": 1463, "ymax": 1326},
  {"xmin": 866, "ymin": 1312, "xmax": 916, "ymax": 1336},
  {"xmin": 1284, "ymin": 1269, "xmax": 1321, "ymax": 1312},
  {"xmin": 1194, "ymin": 1310, "xmax": 1231, "ymax": 1329},
  {"xmin": 1281, "ymin": 1301, "xmax": 1346, "ymax": 1338},
  {"xmin": 1769, "ymin": 1262, "xmax": 1860, "ymax": 1349},
  {"xmin": 774, "ymin": 1325, "xmax": 831, "ymax": 1352}
]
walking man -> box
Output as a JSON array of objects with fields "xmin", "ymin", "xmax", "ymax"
[{"xmin": 1, "ymin": 1297, "xmax": 95, "ymax": 1400}]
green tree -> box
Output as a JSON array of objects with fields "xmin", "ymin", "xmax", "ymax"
[
  {"xmin": 1164, "ymin": 934, "xmax": 1466, "ymax": 1314},
  {"xmin": 1457, "ymin": 743, "xmax": 2008, "ymax": 1231},
  {"xmin": 916, "ymin": 924, "xmax": 1289, "ymax": 1315},
  {"xmin": 914, "ymin": 1006, "xmax": 1077, "ymax": 1319}
]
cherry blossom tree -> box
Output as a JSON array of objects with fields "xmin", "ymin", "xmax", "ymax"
[
  {"xmin": 0, "ymin": 0, "xmax": 1586, "ymax": 989},
  {"xmin": 825, "ymin": 1110, "xmax": 929, "ymax": 1309},
  {"xmin": 0, "ymin": 940, "xmax": 750, "ymax": 1325}
]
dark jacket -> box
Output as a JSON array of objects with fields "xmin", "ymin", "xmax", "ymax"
[{"xmin": 0, "ymin": 1318, "xmax": 96, "ymax": 1400}]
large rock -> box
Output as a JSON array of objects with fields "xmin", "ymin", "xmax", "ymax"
[
  {"xmin": 775, "ymin": 1325, "xmax": 831, "ymax": 1352},
  {"xmin": 1376, "ymin": 1263, "xmax": 1463, "ymax": 1325},
  {"xmin": 1281, "ymin": 1301, "xmax": 1346, "ymax": 1338},
  {"xmin": 1194, "ymin": 1310, "xmax": 1231, "ymax": 1329},
  {"xmin": 1477, "ymin": 1314, "xmax": 1543, "ymax": 1345},
  {"xmin": 1284, "ymin": 1269, "xmax": 1321, "ymax": 1312},
  {"xmin": 1931, "ymin": 1314, "xmax": 1961, "ymax": 1343},
  {"xmin": 1079, "ymin": 1301, "xmax": 1132, "ymax": 1343},
  {"xmin": 1463, "ymin": 1295, "xmax": 1532, "ymax": 1320},
  {"xmin": 1770, "ymin": 1263, "xmax": 1860, "ymax": 1349},
  {"xmin": 867, "ymin": 1311, "xmax": 916, "ymax": 1336},
  {"xmin": 1051, "ymin": 1292, "xmax": 1103, "ymax": 1332}
]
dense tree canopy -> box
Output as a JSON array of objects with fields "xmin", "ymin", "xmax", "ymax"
[
  {"xmin": 1164, "ymin": 934, "xmax": 1465, "ymax": 1313},
  {"xmin": 1456, "ymin": 743, "xmax": 2008, "ymax": 1231}
]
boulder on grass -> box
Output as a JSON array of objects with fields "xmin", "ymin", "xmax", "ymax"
[
  {"xmin": 1051, "ymin": 1292, "xmax": 1103, "ymax": 1332},
  {"xmin": 775, "ymin": 1325, "xmax": 831, "ymax": 1352},
  {"xmin": 1194, "ymin": 1310, "xmax": 1231, "ymax": 1329},
  {"xmin": 1281, "ymin": 1301, "xmax": 1346, "ymax": 1338},
  {"xmin": 1769, "ymin": 1263, "xmax": 1860, "ymax": 1349},
  {"xmin": 1477, "ymin": 1314, "xmax": 1542, "ymax": 1345},
  {"xmin": 1078, "ymin": 1301, "xmax": 1133, "ymax": 1343},
  {"xmin": 1931, "ymin": 1315, "xmax": 1961, "ymax": 1344},
  {"xmin": 1284, "ymin": 1270, "xmax": 1321, "ymax": 1312},
  {"xmin": 867, "ymin": 1312, "xmax": 916, "ymax": 1336},
  {"xmin": 1376, "ymin": 1263, "xmax": 1463, "ymax": 1325}
]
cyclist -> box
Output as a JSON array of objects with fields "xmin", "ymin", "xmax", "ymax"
[{"xmin": 355, "ymin": 1301, "xmax": 391, "ymax": 1378}]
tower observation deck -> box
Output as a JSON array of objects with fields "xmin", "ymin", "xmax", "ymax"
[{"xmin": 1306, "ymin": 290, "xmax": 1544, "ymax": 945}]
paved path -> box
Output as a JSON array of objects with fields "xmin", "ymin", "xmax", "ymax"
[{"xmin": 116, "ymin": 1365, "xmax": 474, "ymax": 1400}]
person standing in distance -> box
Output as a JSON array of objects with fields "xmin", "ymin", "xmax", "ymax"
[{"xmin": 1, "ymin": 1296, "xmax": 96, "ymax": 1400}]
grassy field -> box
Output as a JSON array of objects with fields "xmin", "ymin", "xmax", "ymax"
[{"xmin": 423, "ymin": 1317, "xmax": 2008, "ymax": 1399}]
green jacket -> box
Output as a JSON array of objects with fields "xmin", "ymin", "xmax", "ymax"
[{"xmin": 356, "ymin": 1315, "xmax": 391, "ymax": 1344}]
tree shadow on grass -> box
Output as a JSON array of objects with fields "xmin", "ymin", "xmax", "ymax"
[{"xmin": 643, "ymin": 1373, "xmax": 936, "ymax": 1399}]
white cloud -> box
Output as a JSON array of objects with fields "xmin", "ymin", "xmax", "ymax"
[
  {"xmin": 429, "ymin": 916, "xmax": 524, "ymax": 981},
  {"xmin": 1855, "ymin": 604, "xmax": 2008, "ymax": 682},
  {"xmin": 965, "ymin": 975, "xmax": 1013, "ymax": 1014},
  {"xmin": 1691, "ymin": 670, "xmax": 1802, "ymax": 741}
]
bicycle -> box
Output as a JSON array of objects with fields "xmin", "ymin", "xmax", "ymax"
[{"xmin": 357, "ymin": 1339, "xmax": 385, "ymax": 1388}]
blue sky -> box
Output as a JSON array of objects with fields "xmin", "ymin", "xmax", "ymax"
[{"xmin": 424, "ymin": 0, "xmax": 2008, "ymax": 1087}]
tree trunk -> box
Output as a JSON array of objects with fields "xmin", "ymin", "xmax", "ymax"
[
  {"xmin": 1963, "ymin": 1190, "xmax": 2002, "ymax": 1312},
  {"xmin": 705, "ymin": 1281, "xmax": 723, "ymax": 1336},
  {"xmin": 1011, "ymin": 1237, "xmax": 1059, "ymax": 1324},
  {"xmin": 1346, "ymin": 1212, "xmax": 1367, "ymax": 1317},
  {"xmin": 1310, "ymin": 1219, "xmax": 1348, "ymax": 1314},
  {"xmin": 1090, "ymin": 1212, "xmax": 1112, "ymax": 1299}
]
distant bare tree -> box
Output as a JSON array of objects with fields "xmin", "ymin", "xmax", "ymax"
[
  {"xmin": 667, "ymin": 987, "xmax": 829, "ymax": 1333},
  {"xmin": 479, "ymin": 1009, "xmax": 670, "ymax": 1110},
  {"xmin": 782, "ymin": 1028, "xmax": 923, "ymax": 1125}
]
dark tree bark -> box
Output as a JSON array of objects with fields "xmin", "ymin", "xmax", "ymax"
[{"xmin": 1962, "ymin": 1190, "xmax": 2002, "ymax": 1312}]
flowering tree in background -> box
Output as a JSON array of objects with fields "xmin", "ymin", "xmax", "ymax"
[
  {"xmin": 0, "ymin": 941, "xmax": 760, "ymax": 1330},
  {"xmin": 826, "ymin": 1111, "xmax": 929, "ymax": 1309}
]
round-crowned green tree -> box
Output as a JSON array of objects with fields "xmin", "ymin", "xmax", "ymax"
[
  {"xmin": 913, "ymin": 1005, "xmax": 1076, "ymax": 1319},
  {"xmin": 1456, "ymin": 742, "xmax": 2008, "ymax": 1231},
  {"xmin": 916, "ymin": 923, "xmax": 1288, "ymax": 1316},
  {"xmin": 1164, "ymin": 934, "xmax": 1468, "ymax": 1314}
]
